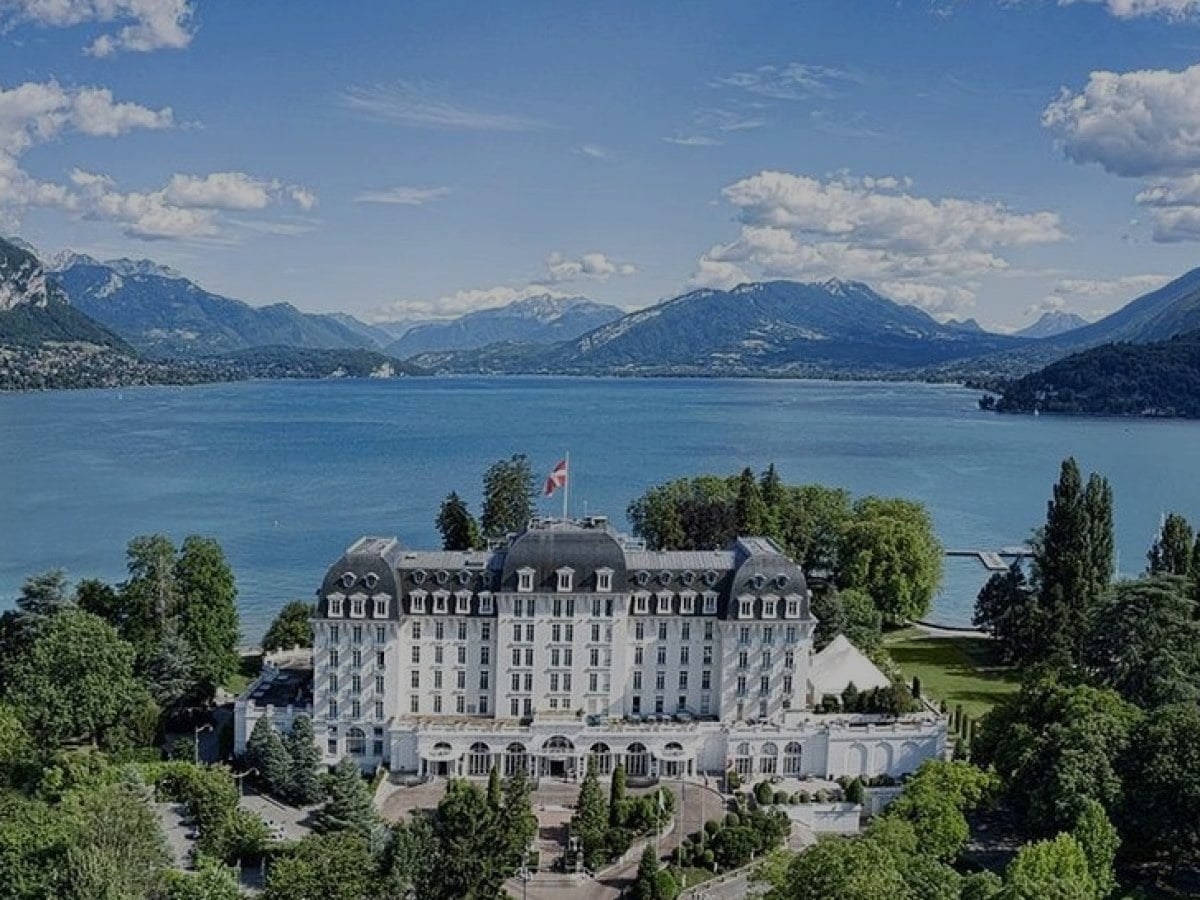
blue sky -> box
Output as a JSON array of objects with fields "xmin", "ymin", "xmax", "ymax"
[{"xmin": 4, "ymin": 0, "xmax": 1200, "ymax": 329}]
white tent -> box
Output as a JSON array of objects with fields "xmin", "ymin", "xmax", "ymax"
[{"xmin": 808, "ymin": 634, "xmax": 891, "ymax": 701}]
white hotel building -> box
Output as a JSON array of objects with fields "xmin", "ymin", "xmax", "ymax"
[{"xmin": 236, "ymin": 516, "xmax": 946, "ymax": 783}]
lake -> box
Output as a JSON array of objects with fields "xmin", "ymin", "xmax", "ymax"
[{"xmin": 3, "ymin": 376, "xmax": 1198, "ymax": 642}]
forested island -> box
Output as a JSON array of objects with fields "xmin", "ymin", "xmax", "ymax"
[{"xmin": 980, "ymin": 328, "xmax": 1200, "ymax": 418}]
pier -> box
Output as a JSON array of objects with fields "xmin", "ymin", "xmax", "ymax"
[{"xmin": 945, "ymin": 547, "xmax": 1033, "ymax": 572}]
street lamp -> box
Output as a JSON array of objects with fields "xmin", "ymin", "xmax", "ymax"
[{"xmin": 194, "ymin": 723, "xmax": 214, "ymax": 765}]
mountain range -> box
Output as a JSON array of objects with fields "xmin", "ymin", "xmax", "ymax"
[
  {"xmin": 384, "ymin": 295, "xmax": 624, "ymax": 358},
  {"xmin": 9, "ymin": 231, "xmax": 1200, "ymax": 390}
]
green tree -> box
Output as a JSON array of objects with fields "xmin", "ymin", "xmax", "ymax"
[
  {"xmin": 760, "ymin": 463, "xmax": 785, "ymax": 513},
  {"xmin": 480, "ymin": 454, "xmax": 536, "ymax": 538},
  {"xmin": 0, "ymin": 703, "xmax": 33, "ymax": 784},
  {"xmin": 836, "ymin": 497, "xmax": 943, "ymax": 623},
  {"xmin": 4, "ymin": 610, "xmax": 157, "ymax": 751},
  {"xmin": 1029, "ymin": 459, "xmax": 1113, "ymax": 666},
  {"xmin": 142, "ymin": 621, "xmax": 202, "ymax": 713},
  {"xmin": 973, "ymin": 562, "xmax": 1038, "ymax": 664},
  {"xmin": 1003, "ymin": 834, "xmax": 1097, "ymax": 900},
  {"xmin": 486, "ymin": 763, "xmax": 502, "ymax": 810},
  {"xmin": 1147, "ymin": 512, "xmax": 1194, "ymax": 576},
  {"xmin": 61, "ymin": 780, "xmax": 172, "ymax": 900},
  {"xmin": 883, "ymin": 760, "xmax": 997, "ymax": 864},
  {"xmin": 1119, "ymin": 702, "xmax": 1200, "ymax": 865},
  {"xmin": 436, "ymin": 491, "xmax": 482, "ymax": 550},
  {"xmin": 380, "ymin": 817, "xmax": 437, "ymax": 898},
  {"xmin": 0, "ymin": 792, "xmax": 73, "ymax": 900},
  {"xmin": 121, "ymin": 534, "xmax": 180, "ymax": 652},
  {"xmin": 284, "ymin": 715, "xmax": 324, "ymax": 805},
  {"xmin": 1081, "ymin": 576, "xmax": 1200, "ymax": 708},
  {"xmin": 262, "ymin": 601, "xmax": 314, "ymax": 652},
  {"xmin": 774, "ymin": 484, "xmax": 852, "ymax": 576},
  {"xmin": 498, "ymin": 767, "xmax": 538, "ymax": 872},
  {"xmin": 15, "ymin": 570, "xmax": 74, "ymax": 621},
  {"xmin": 160, "ymin": 854, "xmax": 244, "ymax": 900},
  {"xmin": 73, "ymin": 578, "xmax": 122, "ymax": 628},
  {"xmin": 973, "ymin": 677, "xmax": 1140, "ymax": 835},
  {"xmin": 428, "ymin": 778, "xmax": 508, "ymax": 898},
  {"xmin": 766, "ymin": 832, "xmax": 908, "ymax": 900},
  {"xmin": 245, "ymin": 718, "xmax": 291, "ymax": 797},
  {"xmin": 570, "ymin": 757, "xmax": 609, "ymax": 869},
  {"xmin": 314, "ymin": 757, "xmax": 379, "ymax": 839},
  {"xmin": 1071, "ymin": 799, "xmax": 1118, "ymax": 899},
  {"xmin": 175, "ymin": 536, "xmax": 240, "ymax": 699},
  {"xmin": 629, "ymin": 844, "xmax": 678, "ymax": 900},
  {"xmin": 609, "ymin": 761, "xmax": 627, "ymax": 826},
  {"xmin": 264, "ymin": 831, "xmax": 378, "ymax": 900},
  {"xmin": 735, "ymin": 467, "xmax": 771, "ymax": 535},
  {"xmin": 811, "ymin": 587, "xmax": 882, "ymax": 652}
]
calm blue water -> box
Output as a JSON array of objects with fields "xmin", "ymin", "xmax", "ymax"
[{"xmin": 3, "ymin": 377, "xmax": 1198, "ymax": 642}]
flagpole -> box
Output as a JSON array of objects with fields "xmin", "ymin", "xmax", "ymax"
[{"xmin": 562, "ymin": 451, "xmax": 570, "ymax": 520}]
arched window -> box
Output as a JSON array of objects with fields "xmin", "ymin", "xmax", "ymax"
[
  {"xmin": 759, "ymin": 742, "xmax": 779, "ymax": 775},
  {"xmin": 734, "ymin": 741, "xmax": 753, "ymax": 777},
  {"xmin": 504, "ymin": 742, "xmax": 528, "ymax": 777},
  {"xmin": 873, "ymin": 743, "xmax": 894, "ymax": 776},
  {"xmin": 589, "ymin": 742, "xmax": 613, "ymax": 776},
  {"xmin": 625, "ymin": 742, "xmax": 649, "ymax": 777},
  {"xmin": 849, "ymin": 743, "xmax": 869, "ymax": 776},
  {"xmin": 347, "ymin": 727, "xmax": 366, "ymax": 756},
  {"xmin": 543, "ymin": 735, "xmax": 574, "ymax": 755},
  {"xmin": 783, "ymin": 741, "xmax": 803, "ymax": 775},
  {"xmin": 467, "ymin": 741, "xmax": 492, "ymax": 776}
]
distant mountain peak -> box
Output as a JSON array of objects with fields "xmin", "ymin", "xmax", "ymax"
[
  {"xmin": 1016, "ymin": 309, "xmax": 1090, "ymax": 339},
  {"xmin": 0, "ymin": 238, "xmax": 62, "ymax": 311}
]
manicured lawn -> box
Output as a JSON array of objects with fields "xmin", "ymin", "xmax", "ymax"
[{"xmin": 883, "ymin": 628, "xmax": 1019, "ymax": 720}]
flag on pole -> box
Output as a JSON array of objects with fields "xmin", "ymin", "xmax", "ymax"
[{"xmin": 544, "ymin": 458, "xmax": 569, "ymax": 497}]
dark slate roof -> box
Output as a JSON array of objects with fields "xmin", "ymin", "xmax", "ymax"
[
  {"xmin": 316, "ymin": 536, "xmax": 404, "ymax": 617},
  {"xmin": 500, "ymin": 518, "xmax": 627, "ymax": 592}
]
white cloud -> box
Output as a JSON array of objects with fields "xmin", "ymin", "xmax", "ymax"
[
  {"xmin": 546, "ymin": 252, "xmax": 635, "ymax": 282},
  {"xmin": 69, "ymin": 169, "xmax": 317, "ymax": 240},
  {"xmin": 691, "ymin": 170, "xmax": 1065, "ymax": 315},
  {"xmin": 1043, "ymin": 63, "xmax": 1200, "ymax": 242},
  {"xmin": 694, "ymin": 107, "xmax": 765, "ymax": 133},
  {"xmin": 1033, "ymin": 272, "xmax": 1170, "ymax": 314},
  {"xmin": 1059, "ymin": 0, "xmax": 1200, "ymax": 19},
  {"xmin": 0, "ymin": 0, "xmax": 194, "ymax": 55},
  {"xmin": 575, "ymin": 144, "xmax": 609, "ymax": 159},
  {"xmin": 662, "ymin": 135, "xmax": 723, "ymax": 147},
  {"xmin": 353, "ymin": 185, "xmax": 453, "ymax": 206},
  {"xmin": 1043, "ymin": 64, "xmax": 1200, "ymax": 178},
  {"xmin": 341, "ymin": 82, "xmax": 543, "ymax": 131},
  {"xmin": 713, "ymin": 62, "xmax": 859, "ymax": 101}
]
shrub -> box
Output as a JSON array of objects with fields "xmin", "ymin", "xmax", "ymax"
[
  {"xmin": 798, "ymin": 791, "xmax": 811, "ymax": 804},
  {"xmin": 754, "ymin": 780, "xmax": 775, "ymax": 806},
  {"xmin": 845, "ymin": 778, "xmax": 865, "ymax": 805},
  {"xmin": 814, "ymin": 789, "xmax": 830, "ymax": 803},
  {"xmin": 773, "ymin": 790, "xmax": 789, "ymax": 806},
  {"xmin": 725, "ymin": 768, "xmax": 741, "ymax": 791},
  {"xmin": 724, "ymin": 812, "xmax": 740, "ymax": 828},
  {"xmin": 704, "ymin": 819, "xmax": 721, "ymax": 836}
]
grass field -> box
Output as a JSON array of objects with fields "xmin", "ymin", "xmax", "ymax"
[
  {"xmin": 222, "ymin": 652, "xmax": 263, "ymax": 696},
  {"xmin": 883, "ymin": 628, "xmax": 1020, "ymax": 720}
]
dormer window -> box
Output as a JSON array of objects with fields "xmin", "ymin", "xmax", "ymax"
[
  {"xmin": 372, "ymin": 594, "xmax": 389, "ymax": 617},
  {"xmin": 682, "ymin": 571, "xmax": 696, "ymax": 586},
  {"xmin": 457, "ymin": 570, "xmax": 471, "ymax": 585},
  {"xmin": 409, "ymin": 590, "xmax": 426, "ymax": 613},
  {"xmin": 517, "ymin": 567, "xmax": 535, "ymax": 593},
  {"xmin": 785, "ymin": 596, "xmax": 800, "ymax": 618},
  {"xmin": 763, "ymin": 596, "xmax": 778, "ymax": 618},
  {"xmin": 435, "ymin": 569, "xmax": 450, "ymax": 585},
  {"xmin": 455, "ymin": 591, "xmax": 471, "ymax": 614},
  {"xmin": 774, "ymin": 574, "xmax": 789, "ymax": 589},
  {"xmin": 327, "ymin": 593, "xmax": 345, "ymax": 617},
  {"xmin": 636, "ymin": 571, "xmax": 651, "ymax": 586},
  {"xmin": 656, "ymin": 592, "xmax": 672, "ymax": 614},
  {"xmin": 340, "ymin": 572, "xmax": 356, "ymax": 589},
  {"xmin": 411, "ymin": 569, "xmax": 427, "ymax": 586},
  {"xmin": 680, "ymin": 591, "xmax": 696, "ymax": 615},
  {"xmin": 478, "ymin": 592, "xmax": 494, "ymax": 615},
  {"xmin": 703, "ymin": 591, "xmax": 718, "ymax": 614},
  {"xmin": 363, "ymin": 572, "xmax": 379, "ymax": 589},
  {"xmin": 704, "ymin": 570, "xmax": 719, "ymax": 586},
  {"xmin": 596, "ymin": 568, "xmax": 613, "ymax": 592},
  {"xmin": 751, "ymin": 574, "xmax": 767, "ymax": 590},
  {"xmin": 350, "ymin": 594, "xmax": 366, "ymax": 618},
  {"xmin": 556, "ymin": 567, "xmax": 574, "ymax": 593},
  {"xmin": 633, "ymin": 592, "xmax": 649, "ymax": 614},
  {"xmin": 658, "ymin": 571, "xmax": 672, "ymax": 586},
  {"xmin": 433, "ymin": 591, "xmax": 449, "ymax": 614},
  {"xmin": 738, "ymin": 596, "xmax": 754, "ymax": 619}
]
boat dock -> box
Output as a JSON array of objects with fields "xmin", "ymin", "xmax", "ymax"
[{"xmin": 945, "ymin": 546, "xmax": 1033, "ymax": 572}]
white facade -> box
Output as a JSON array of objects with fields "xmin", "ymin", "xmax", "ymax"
[{"xmin": 238, "ymin": 518, "xmax": 946, "ymax": 781}]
